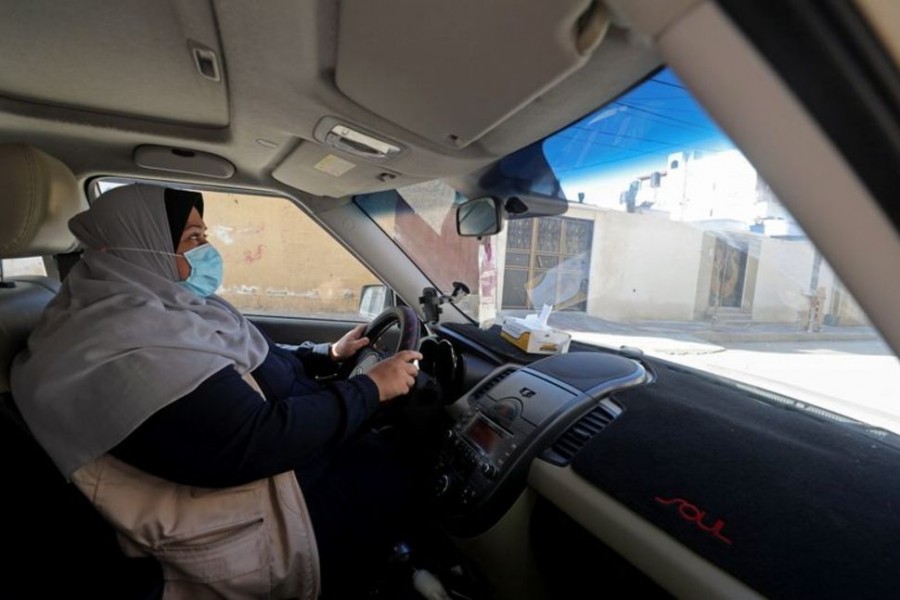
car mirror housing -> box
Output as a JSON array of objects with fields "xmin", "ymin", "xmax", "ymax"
[
  {"xmin": 456, "ymin": 196, "xmax": 503, "ymax": 238},
  {"xmin": 358, "ymin": 284, "xmax": 388, "ymax": 320}
]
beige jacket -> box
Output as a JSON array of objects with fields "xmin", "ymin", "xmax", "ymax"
[
  {"xmin": 73, "ymin": 457, "xmax": 320, "ymax": 599},
  {"xmin": 71, "ymin": 373, "xmax": 320, "ymax": 599}
]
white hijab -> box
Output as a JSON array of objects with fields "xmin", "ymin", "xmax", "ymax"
[{"xmin": 11, "ymin": 184, "xmax": 269, "ymax": 478}]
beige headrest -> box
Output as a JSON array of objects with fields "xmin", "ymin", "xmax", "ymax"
[{"xmin": 0, "ymin": 144, "xmax": 84, "ymax": 258}]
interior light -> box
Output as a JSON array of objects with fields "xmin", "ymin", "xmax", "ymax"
[{"xmin": 326, "ymin": 125, "xmax": 400, "ymax": 159}]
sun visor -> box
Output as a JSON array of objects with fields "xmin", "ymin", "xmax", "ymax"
[
  {"xmin": 335, "ymin": 0, "xmax": 609, "ymax": 149},
  {"xmin": 0, "ymin": 0, "xmax": 228, "ymax": 126}
]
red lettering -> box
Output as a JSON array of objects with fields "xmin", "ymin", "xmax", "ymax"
[
  {"xmin": 654, "ymin": 496, "xmax": 685, "ymax": 506},
  {"xmin": 694, "ymin": 516, "xmax": 733, "ymax": 544},
  {"xmin": 678, "ymin": 503, "xmax": 703, "ymax": 522},
  {"xmin": 655, "ymin": 496, "xmax": 733, "ymax": 545}
]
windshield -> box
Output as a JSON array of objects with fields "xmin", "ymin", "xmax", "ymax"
[{"xmin": 356, "ymin": 67, "xmax": 900, "ymax": 433}]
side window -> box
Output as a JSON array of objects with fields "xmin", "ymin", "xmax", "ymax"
[
  {"xmin": 202, "ymin": 191, "xmax": 380, "ymax": 320},
  {"xmin": 1, "ymin": 257, "xmax": 47, "ymax": 277}
]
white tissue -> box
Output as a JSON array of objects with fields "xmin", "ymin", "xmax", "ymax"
[{"xmin": 521, "ymin": 304, "xmax": 553, "ymax": 329}]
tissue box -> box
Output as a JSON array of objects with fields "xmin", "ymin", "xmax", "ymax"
[{"xmin": 500, "ymin": 318, "xmax": 571, "ymax": 355}]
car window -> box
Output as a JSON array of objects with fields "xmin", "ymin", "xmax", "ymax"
[
  {"xmin": 95, "ymin": 181, "xmax": 381, "ymax": 321},
  {"xmin": 0, "ymin": 256, "xmax": 47, "ymax": 277},
  {"xmin": 354, "ymin": 182, "xmax": 483, "ymax": 317},
  {"xmin": 203, "ymin": 191, "xmax": 381, "ymax": 320}
]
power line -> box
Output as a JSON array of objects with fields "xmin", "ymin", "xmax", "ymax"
[
  {"xmin": 646, "ymin": 77, "xmax": 689, "ymax": 91},
  {"xmin": 613, "ymin": 101, "xmax": 721, "ymax": 133},
  {"xmin": 551, "ymin": 126, "xmax": 729, "ymax": 154},
  {"xmin": 551, "ymin": 146, "xmax": 672, "ymax": 175}
]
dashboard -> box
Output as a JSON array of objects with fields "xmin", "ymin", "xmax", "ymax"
[
  {"xmin": 416, "ymin": 324, "xmax": 900, "ymax": 600},
  {"xmin": 270, "ymin": 318, "xmax": 900, "ymax": 598}
]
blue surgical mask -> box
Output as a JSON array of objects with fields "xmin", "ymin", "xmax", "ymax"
[{"xmin": 180, "ymin": 244, "xmax": 223, "ymax": 297}]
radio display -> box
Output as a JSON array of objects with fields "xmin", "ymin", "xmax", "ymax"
[{"xmin": 467, "ymin": 417, "xmax": 504, "ymax": 454}]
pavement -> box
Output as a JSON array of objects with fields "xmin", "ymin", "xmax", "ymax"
[{"xmin": 501, "ymin": 310, "xmax": 881, "ymax": 356}]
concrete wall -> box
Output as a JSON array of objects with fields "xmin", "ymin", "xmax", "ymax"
[
  {"xmin": 819, "ymin": 261, "xmax": 869, "ymax": 326},
  {"xmin": 750, "ymin": 240, "xmax": 870, "ymax": 326},
  {"xmin": 750, "ymin": 237, "xmax": 815, "ymax": 322},
  {"xmin": 584, "ymin": 210, "xmax": 705, "ymax": 321},
  {"xmin": 834, "ymin": 290, "xmax": 869, "ymax": 326},
  {"xmin": 203, "ymin": 192, "xmax": 380, "ymax": 317}
]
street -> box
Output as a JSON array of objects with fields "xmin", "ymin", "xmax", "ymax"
[{"xmin": 571, "ymin": 331, "xmax": 900, "ymax": 434}]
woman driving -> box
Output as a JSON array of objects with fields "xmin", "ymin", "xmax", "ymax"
[{"xmin": 11, "ymin": 183, "xmax": 424, "ymax": 599}]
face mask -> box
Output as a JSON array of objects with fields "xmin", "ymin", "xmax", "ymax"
[{"xmin": 180, "ymin": 244, "xmax": 223, "ymax": 297}]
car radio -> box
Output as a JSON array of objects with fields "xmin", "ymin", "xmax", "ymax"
[
  {"xmin": 433, "ymin": 353, "xmax": 647, "ymax": 530},
  {"xmin": 434, "ymin": 367, "xmax": 578, "ymax": 511}
]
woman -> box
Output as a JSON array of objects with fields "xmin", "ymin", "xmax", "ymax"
[{"xmin": 11, "ymin": 183, "xmax": 424, "ymax": 599}]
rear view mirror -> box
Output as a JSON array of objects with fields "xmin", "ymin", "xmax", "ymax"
[{"xmin": 456, "ymin": 196, "xmax": 502, "ymax": 237}]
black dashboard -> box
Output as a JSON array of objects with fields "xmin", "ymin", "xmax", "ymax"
[{"xmin": 419, "ymin": 323, "xmax": 900, "ymax": 599}]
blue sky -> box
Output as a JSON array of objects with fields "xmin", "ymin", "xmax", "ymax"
[{"xmin": 542, "ymin": 68, "xmax": 736, "ymax": 206}]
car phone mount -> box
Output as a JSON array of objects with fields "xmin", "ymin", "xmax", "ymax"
[{"xmin": 419, "ymin": 282, "xmax": 470, "ymax": 325}]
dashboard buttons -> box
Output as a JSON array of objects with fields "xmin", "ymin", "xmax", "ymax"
[
  {"xmin": 486, "ymin": 398, "xmax": 522, "ymax": 426},
  {"xmin": 460, "ymin": 486, "xmax": 477, "ymax": 505},
  {"xmin": 479, "ymin": 462, "xmax": 497, "ymax": 479},
  {"xmin": 433, "ymin": 472, "xmax": 453, "ymax": 498}
]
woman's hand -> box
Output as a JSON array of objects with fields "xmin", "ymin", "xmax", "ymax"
[
  {"xmin": 330, "ymin": 324, "xmax": 370, "ymax": 362},
  {"xmin": 366, "ymin": 350, "xmax": 423, "ymax": 402}
]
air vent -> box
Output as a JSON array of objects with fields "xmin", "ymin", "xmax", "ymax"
[
  {"xmin": 469, "ymin": 367, "xmax": 517, "ymax": 402},
  {"xmin": 545, "ymin": 400, "xmax": 621, "ymax": 465}
]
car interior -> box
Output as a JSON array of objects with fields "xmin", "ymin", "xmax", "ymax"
[{"xmin": 1, "ymin": 0, "xmax": 900, "ymax": 598}]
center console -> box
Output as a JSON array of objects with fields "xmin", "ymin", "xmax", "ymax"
[{"xmin": 433, "ymin": 351, "xmax": 647, "ymax": 536}]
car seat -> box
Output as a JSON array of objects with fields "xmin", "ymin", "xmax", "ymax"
[{"xmin": 0, "ymin": 144, "xmax": 163, "ymax": 598}]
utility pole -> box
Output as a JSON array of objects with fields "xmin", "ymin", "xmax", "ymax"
[{"xmin": 806, "ymin": 249, "xmax": 823, "ymax": 333}]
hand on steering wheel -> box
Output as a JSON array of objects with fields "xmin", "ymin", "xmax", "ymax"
[
  {"xmin": 343, "ymin": 306, "xmax": 422, "ymax": 402},
  {"xmin": 330, "ymin": 324, "xmax": 371, "ymax": 362}
]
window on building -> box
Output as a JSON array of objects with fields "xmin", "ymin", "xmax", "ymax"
[{"xmin": 502, "ymin": 216, "xmax": 593, "ymax": 311}]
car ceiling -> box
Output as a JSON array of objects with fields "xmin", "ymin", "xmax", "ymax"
[{"xmin": 0, "ymin": 0, "xmax": 663, "ymax": 198}]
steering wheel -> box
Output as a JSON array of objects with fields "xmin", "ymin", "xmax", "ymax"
[{"xmin": 344, "ymin": 306, "xmax": 421, "ymax": 379}]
